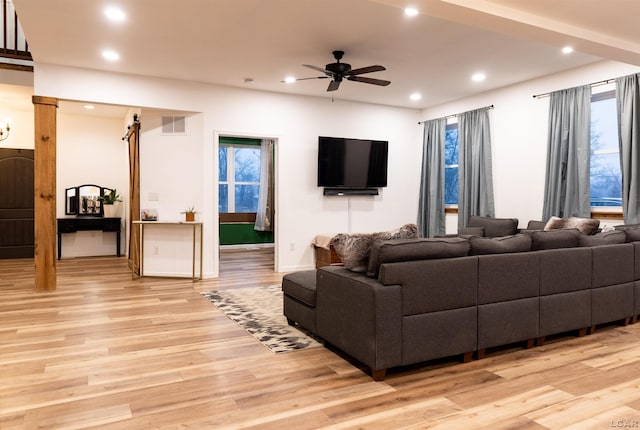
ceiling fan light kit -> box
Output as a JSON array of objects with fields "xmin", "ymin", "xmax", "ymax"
[{"xmin": 300, "ymin": 50, "xmax": 391, "ymax": 92}]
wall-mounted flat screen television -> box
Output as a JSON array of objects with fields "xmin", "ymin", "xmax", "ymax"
[{"xmin": 317, "ymin": 136, "xmax": 388, "ymax": 189}]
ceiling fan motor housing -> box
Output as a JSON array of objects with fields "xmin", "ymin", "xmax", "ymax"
[{"xmin": 325, "ymin": 62, "xmax": 351, "ymax": 78}]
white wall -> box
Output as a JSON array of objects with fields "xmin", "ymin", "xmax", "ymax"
[
  {"xmin": 34, "ymin": 63, "xmax": 422, "ymax": 275},
  {"xmin": 56, "ymin": 112, "xmax": 129, "ymax": 258},
  {"xmin": 421, "ymin": 60, "xmax": 640, "ymax": 234}
]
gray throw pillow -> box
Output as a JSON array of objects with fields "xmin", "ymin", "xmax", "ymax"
[
  {"xmin": 544, "ymin": 216, "xmax": 600, "ymax": 235},
  {"xmin": 469, "ymin": 234, "xmax": 532, "ymax": 255}
]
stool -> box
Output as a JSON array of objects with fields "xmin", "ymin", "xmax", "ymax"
[{"xmin": 282, "ymin": 270, "xmax": 318, "ymax": 333}]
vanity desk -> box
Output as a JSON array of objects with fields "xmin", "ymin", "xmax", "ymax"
[
  {"xmin": 57, "ymin": 183, "xmax": 121, "ymax": 260},
  {"xmin": 57, "ymin": 217, "xmax": 121, "ymax": 259}
]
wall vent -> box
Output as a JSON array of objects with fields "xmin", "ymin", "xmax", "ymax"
[{"xmin": 162, "ymin": 116, "xmax": 186, "ymax": 134}]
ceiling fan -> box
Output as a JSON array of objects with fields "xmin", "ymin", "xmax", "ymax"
[{"xmin": 298, "ymin": 50, "xmax": 391, "ymax": 92}]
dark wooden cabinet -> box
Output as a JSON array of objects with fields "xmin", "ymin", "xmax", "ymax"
[{"xmin": 57, "ymin": 217, "xmax": 121, "ymax": 259}]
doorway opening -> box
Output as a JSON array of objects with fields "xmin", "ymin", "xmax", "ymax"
[{"xmin": 217, "ymin": 135, "xmax": 276, "ymax": 276}]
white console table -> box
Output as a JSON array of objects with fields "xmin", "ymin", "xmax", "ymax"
[{"xmin": 133, "ymin": 221, "xmax": 203, "ymax": 281}]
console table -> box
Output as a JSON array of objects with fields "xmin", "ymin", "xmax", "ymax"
[
  {"xmin": 133, "ymin": 221, "xmax": 203, "ymax": 282},
  {"xmin": 57, "ymin": 217, "xmax": 121, "ymax": 259}
]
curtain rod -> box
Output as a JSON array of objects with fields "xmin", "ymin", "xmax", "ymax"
[
  {"xmin": 418, "ymin": 104, "xmax": 494, "ymax": 125},
  {"xmin": 532, "ymin": 78, "xmax": 615, "ymax": 99}
]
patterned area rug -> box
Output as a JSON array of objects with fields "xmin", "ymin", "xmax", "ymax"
[{"xmin": 201, "ymin": 285, "xmax": 322, "ymax": 353}]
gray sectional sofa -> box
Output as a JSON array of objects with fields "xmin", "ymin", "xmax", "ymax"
[{"xmin": 282, "ymin": 223, "xmax": 640, "ymax": 380}]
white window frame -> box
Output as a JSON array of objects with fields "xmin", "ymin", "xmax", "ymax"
[
  {"xmin": 590, "ymin": 87, "xmax": 622, "ymax": 214},
  {"xmin": 219, "ymin": 144, "xmax": 261, "ymax": 213}
]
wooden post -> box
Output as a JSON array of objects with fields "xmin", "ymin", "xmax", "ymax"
[{"xmin": 32, "ymin": 96, "xmax": 58, "ymax": 291}]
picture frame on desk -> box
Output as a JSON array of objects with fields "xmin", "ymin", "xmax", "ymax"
[{"xmin": 141, "ymin": 209, "xmax": 158, "ymax": 221}]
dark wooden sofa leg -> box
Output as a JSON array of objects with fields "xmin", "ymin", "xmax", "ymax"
[
  {"xmin": 588, "ymin": 325, "xmax": 596, "ymax": 335},
  {"xmin": 535, "ymin": 336, "xmax": 546, "ymax": 347},
  {"xmin": 462, "ymin": 351, "xmax": 473, "ymax": 363},
  {"xmin": 633, "ymin": 315, "xmax": 638, "ymax": 324},
  {"xmin": 476, "ymin": 349, "xmax": 486, "ymax": 360},
  {"xmin": 371, "ymin": 368, "xmax": 387, "ymax": 381},
  {"xmin": 578, "ymin": 327, "xmax": 588, "ymax": 337},
  {"xmin": 620, "ymin": 317, "xmax": 630, "ymax": 326},
  {"xmin": 524, "ymin": 339, "xmax": 535, "ymax": 349}
]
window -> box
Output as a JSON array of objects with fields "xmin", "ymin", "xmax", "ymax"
[
  {"xmin": 590, "ymin": 90, "xmax": 621, "ymax": 208},
  {"xmin": 444, "ymin": 122, "xmax": 459, "ymax": 205},
  {"xmin": 219, "ymin": 141, "xmax": 261, "ymax": 213}
]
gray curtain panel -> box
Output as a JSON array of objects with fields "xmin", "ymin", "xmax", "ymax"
[
  {"xmin": 417, "ymin": 118, "xmax": 446, "ymax": 237},
  {"xmin": 542, "ymin": 85, "xmax": 591, "ymax": 220},
  {"xmin": 254, "ymin": 139, "xmax": 274, "ymax": 232},
  {"xmin": 457, "ymin": 107, "xmax": 495, "ymax": 230},
  {"xmin": 616, "ymin": 73, "xmax": 640, "ymax": 224}
]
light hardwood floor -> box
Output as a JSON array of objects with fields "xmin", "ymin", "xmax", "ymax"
[{"xmin": 2, "ymin": 250, "xmax": 640, "ymax": 429}]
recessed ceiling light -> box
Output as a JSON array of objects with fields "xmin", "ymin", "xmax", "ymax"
[
  {"xmin": 83, "ymin": 104, "xmax": 95, "ymax": 110},
  {"xmin": 284, "ymin": 76, "xmax": 296, "ymax": 84},
  {"xmin": 562, "ymin": 46, "xmax": 574, "ymax": 54},
  {"xmin": 104, "ymin": 6, "xmax": 126, "ymax": 22},
  {"xmin": 471, "ymin": 72, "xmax": 486, "ymax": 82},
  {"xmin": 102, "ymin": 49, "xmax": 120, "ymax": 61},
  {"xmin": 404, "ymin": 7, "xmax": 419, "ymax": 17},
  {"xmin": 410, "ymin": 92, "xmax": 422, "ymax": 101}
]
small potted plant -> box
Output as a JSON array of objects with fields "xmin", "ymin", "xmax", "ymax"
[
  {"xmin": 99, "ymin": 189, "xmax": 122, "ymax": 218},
  {"xmin": 182, "ymin": 205, "xmax": 196, "ymax": 222}
]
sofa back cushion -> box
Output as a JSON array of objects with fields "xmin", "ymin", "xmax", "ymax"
[
  {"xmin": 367, "ymin": 237, "xmax": 470, "ymax": 278},
  {"xmin": 469, "ymin": 234, "xmax": 531, "ymax": 255},
  {"xmin": 579, "ymin": 230, "xmax": 626, "ymax": 247},
  {"xmin": 331, "ymin": 223, "xmax": 418, "ymax": 273},
  {"xmin": 614, "ymin": 224, "xmax": 640, "ymax": 242},
  {"xmin": 530, "ymin": 229, "xmax": 581, "ymax": 250},
  {"xmin": 467, "ymin": 216, "xmax": 519, "ymax": 237}
]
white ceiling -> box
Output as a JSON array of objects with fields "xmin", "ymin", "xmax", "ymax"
[{"xmin": 6, "ymin": 0, "xmax": 640, "ymax": 112}]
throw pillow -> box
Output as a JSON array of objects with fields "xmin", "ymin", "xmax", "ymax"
[
  {"xmin": 331, "ymin": 223, "xmax": 419, "ymax": 273},
  {"xmin": 330, "ymin": 233, "xmax": 372, "ymax": 273},
  {"xmin": 544, "ymin": 216, "xmax": 600, "ymax": 235},
  {"xmin": 469, "ymin": 234, "xmax": 532, "ymax": 255}
]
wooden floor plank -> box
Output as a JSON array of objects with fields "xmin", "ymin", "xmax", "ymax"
[{"xmin": 1, "ymin": 249, "xmax": 640, "ymax": 428}]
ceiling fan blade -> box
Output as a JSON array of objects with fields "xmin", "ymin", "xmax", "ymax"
[
  {"xmin": 303, "ymin": 64, "xmax": 333, "ymax": 75},
  {"xmin": 347, "ymin": 76, "xmax": 391, "ymax": 86},
  {"xmin": 281, "ymin": 76, "xmax": 329, "ymax": 82},
  {"xmin": 327, "ymin": 80, "xmax": 341, "ymax": 92},
  {"xmin": 347, "ymin": 65, "xmax": 386, "ymax": 76}
]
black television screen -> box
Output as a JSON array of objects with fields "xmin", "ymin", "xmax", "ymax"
[{"xmin": 317, "ymin": 136, "xmax": 388, "ymax": 188}]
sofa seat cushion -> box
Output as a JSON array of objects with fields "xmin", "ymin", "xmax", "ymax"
[
  {"xmin": 470, "ymin": 234, "xmax": 531, "ymax": 255},
  {"xmin": 282, "ymin": 270, "xmax": 317, "ymax": 307},
  {"xmin": 330, "ymin": 223, "xmax": 418, "ymax": 273},
  {"xmin": 367, "ymin": 237, "xmax": 470, "ymax": 278},
  {"xmin": 530, "ymin": 229, "xmax": 581, "ymax": 250},
  {"xmin": 544, "ymin": 216, "xmax": 600, "ymax": 235},
  {"xmin": 579, "ymin": 230, "xmax": 626, "ymax": 247},
  {"xmin": 467, "ymin": 216, "xmax": 519, "ymax": 237}
]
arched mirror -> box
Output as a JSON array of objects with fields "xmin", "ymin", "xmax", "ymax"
[{"xmin": 64, "ymin": 184, "xmax": 114, "ymax": 216}]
